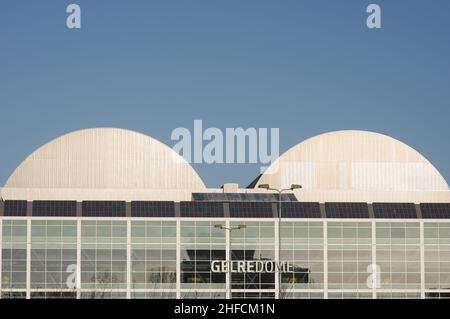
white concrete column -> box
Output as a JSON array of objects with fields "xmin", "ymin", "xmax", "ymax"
[
  {"xmin": 26, "ymin": 219, "xmax": 31, "ymax": 299},
  {"xmin": 274, "ymin": 219, "xmax": 280, "ymax": 299},
  {"xmin": 176, "ymin": 219, "xmax": 181, "ymax": 299},
  {"xmin": 323, "ymin": 220, "xmax": 328, "ymax": 299},
  {"xmin": 76, "ymin": 219, "xmax": 81, "ymax": 299},
  {"xmin": 225, "ymin": 219, "xmax": 231, "ymax": 299},
  {"xmin": 126, "ymin": 219, "xmax": 131, "ymax": 299},
  {"xmin": 420, "ymin": 220, "xmax": 425, "ymax": 299},
  {"xmin": 372, "ymin": 220, "xmax": 377, "ymax": 299}
]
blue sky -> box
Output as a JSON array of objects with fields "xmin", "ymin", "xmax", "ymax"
[{"xmin": 1, "ymin": 0, "xmax": 449, "ymax": 187}]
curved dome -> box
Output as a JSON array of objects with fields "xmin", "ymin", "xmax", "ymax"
[
  {"xmin": 255, "ymin": 130, "xmax": 449, "ymax": 193},
  {"xmin": 5, "ymin": 128, "xmax": 206, "ymax": 190}
]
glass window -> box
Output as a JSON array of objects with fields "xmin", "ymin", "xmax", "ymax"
[
  {"xmin": 376, "ymin": 222, "xmax": 420, "ymax": 290},
  {"xmin": 181, "ymin": 221, "xmax": 226, "ymax": 290},
  {"xmin": 328, "ymin": 222, "xmax": 372, "ymax": 290},
  {"xmin": 131, "ymin": 221, "xmax": 176, "ymax": 290},
  {"xmin": 30, "ymin": 220, "xmax": 77, "ymax": 290},
  {"xmin": 81, "ymin": 221, "xmax": 127, "ymax": 289},
  {"xmin": 424, "ymin": 222, "xmax": 450, "ymax": 289},
  {"xmin": 281, "ymin": 221, "xmax": 324, "ymax": 290},
  {"xmin": 2, "ymin": 220, "xmax": 28, "ymax": 290}
]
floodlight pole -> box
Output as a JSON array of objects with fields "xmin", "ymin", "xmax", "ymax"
[
  {"xmin": 214, "ymin": 224, "xmax": 246, "ymax": 299},
  {"xmin": 258, "ymin": 184, "xmax": 302, "ymax": 299}
]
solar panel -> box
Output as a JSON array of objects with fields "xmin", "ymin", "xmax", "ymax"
[
  {"xmin": 372, "ymin": 203, "xmax": 417, "ymax": 219},
  {"xmin": 279, "ymin": 202, "xmax": 321, "ymax": 218},
  {"xmin": 131, "ymin": 201, "xmax": 175, "ymax": 217},
  {"xmin": 4, "ymin": 200, "xmax": 28, "ymax": 216},
  {"xmin": 82, "ymin": 201, "xmax": 126, "ymax": 217},
  {"xmin": 420, "ymin": 203, "xmax": 450, "ymax": 219},
  {"xmin": 180, "ymin": 202, "xmax": 225, "ymax": 217},
  {"xmin": 32, "ymin": 201, "xmax": 77, "ymax": 217},
  {"xmin": 325, "ymin": 202, "xmax": 369, "ymax": 218},
  {"xmin": 192, "ymin": 193, "xmax": 297, "ymax": 202},
  {"xmin": 229, "ymin": 202, "xmax": 274, "ymax": 218}
]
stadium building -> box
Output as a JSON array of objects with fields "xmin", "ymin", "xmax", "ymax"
[{"xmin": 0, "ymin": 128, "xmax": 449, "ymax": 299}]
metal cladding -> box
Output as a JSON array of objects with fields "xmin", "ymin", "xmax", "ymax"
[{"xmin": 1, "ymin": 128, "xmax": 448, "ymax": 203}]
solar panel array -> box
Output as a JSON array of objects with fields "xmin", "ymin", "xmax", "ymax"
[
  {"xmin": 4, "ymin": 200, "xmax": 28, "ymax": 216},
  {"xmin": 82, "ymin": 201, "xmax": 126, "ymax": 217},
  {"xmin": 180, "ymin": 202, "xmax": 225, "ymax": 217},
  {"xmin": 131, "ymin": 201, "xmax": 175, "ymax": 217},
  {"xmin": 192, "ymin": 193, "xmax": 297, "ymax": 202},
  {"xmin": 279, "ymin": 202, "xmax": 321, "ymax": 218},
  {"xmin": 32, "ymin": 201, "xmax": 77, "ymax": 217},
  {"xmin": 229, "ymin": 202, "xmax": 274, "ymax": 218},
  {"xmin": 372, "ymin": 203, "xmax": 418, "ymax": 219},
  {"xmin": 325, "ymin": 203, "xmax": 370, "ymax": 219},
  {"xmin": 420, "ymin": 203, "xmax": 450, "ymax": 219},
  {"xmin": 2, "ymin": 200, "xmax": 450, "ymax": 219}
]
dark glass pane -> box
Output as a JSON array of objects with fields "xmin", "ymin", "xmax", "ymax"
[
  {"xmin": 32, "ymin": 201, "xmax": 77, "ymax": 217},
  {"xmin": 420, "ymin": 203, "xmax": 450, "ymax": 219},
  {"xmin": 4, "ymin": 200, "xmax": 27, "ymax": 216},
  {"xmin": 280, "ymin": 202, "xmax": 321, "ymax": 218},
  {"xmin": 192, "ymin": 193, "xmax": 297, "ymax": 202},
  {"xmin": 82, "ymin": 201, "xmax": 126, "ymax": 217},
  {"xmin": 229, "ymin": 202, "xmax": 273, "ymax": 218},
  {"xmin": 131, "ymin": 201, "xmax": 175, "ymax": 217},
  {"xmin": 372, "ymin": 203, "xmax": 417, "ymax": 219},
  {"xmin": 180, "ymin": 202, "xmax": 224, "ymax": 217},
  {"xmin": 325, "ymin": 202, "xmax": 369, "ymax": 218}
]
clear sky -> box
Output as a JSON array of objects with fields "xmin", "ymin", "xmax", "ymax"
[{"xmin": 1, "ymin": 0, "xmax": 449, "ymax": 188}]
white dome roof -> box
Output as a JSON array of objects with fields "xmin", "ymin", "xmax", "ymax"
[
  {"xmin": 5, "ymin": 128, "xmax": 206, "ymax": 190},
  {"xmin": 255, "ymin": 130, "xmax": 449, "ymax": 193}
]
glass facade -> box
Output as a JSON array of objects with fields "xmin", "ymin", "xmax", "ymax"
[
  {"xmin": 1, "ymin": 217, "xmax": 450, "ymax": 299},
  {"xmin": 1, "ymin": 220, "xmax": 27, "ymax": 292},
  {"xmin": 327, "ymin": 222, "xmax": 372, "ymax": 291},
  {"xmin": 131, "ymin": 221, "xmax": 177, "ymax": 291},
  {"xmin": 181, "ymin": 221, "xmax": 226, "ymax": 291},
  {"xmin": 424, "ymin": 223, "xmax": 450, "ymax": 290},
  {"xmin": 31, "ymin": 220, "xmax": 77, "ymax": 290},
  {"xmin": 81, "ymin": 221, "xmax": 127, "ymax": 291},
  {"xmin": 230, "ymin": 221, "xmax": 275, "ymax": 291},
  {"xmin": 376, "ymin": 222, "xmax": 421, "ymax": 290},
  {"xmin": 280, "ymin": 221, "xmax": 323, "ymax": 294}
]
